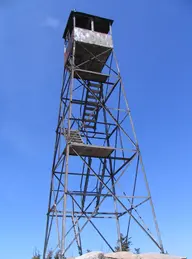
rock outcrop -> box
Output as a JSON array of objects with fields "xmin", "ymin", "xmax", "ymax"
[{"xmin": 73, "ymin": 251, "xmax": 186, "ymax": 259}]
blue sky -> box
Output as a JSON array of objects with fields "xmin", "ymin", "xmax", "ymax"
[{"xmin": 0, "ymin": 0, "xmax": 192, "ymax": 258}]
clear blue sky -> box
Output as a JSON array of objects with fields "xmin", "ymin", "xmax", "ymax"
[{"xmin": 0, "ymin": 0, "xmax": 192, "ymax": 258}]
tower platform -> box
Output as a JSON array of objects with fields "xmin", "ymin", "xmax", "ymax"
[
  {"xmin": 68, "ymin": 143, "xmax": 115, "ymax": 158},
  {"xmin": 64, "ymin": 130, "xmax": 115, "ymax": 158}
]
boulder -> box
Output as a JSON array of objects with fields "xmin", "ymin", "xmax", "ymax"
[
  {"xmin": 139, "ymin": 254, "xmax": 186, "ymax": 259},
  {"xmin": 104, "ymin": 252, "xmax": 134, "ymax": 259},
  {"xmin": 76, "ymin": 252, "xmax": 105, "ymax": 259}
]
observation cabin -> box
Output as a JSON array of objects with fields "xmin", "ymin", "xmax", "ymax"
[{"xmin": 63, "ymin": 11, "xmax": 114, "ymax": 82}]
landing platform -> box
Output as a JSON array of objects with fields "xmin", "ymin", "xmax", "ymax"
[
  {"xmin": 74, "ymin": 69, "xmax": 109, "ymax": 82},
  {"xmin": 68, "ymin": 143, "xmax": 114, "ymax": 158}
]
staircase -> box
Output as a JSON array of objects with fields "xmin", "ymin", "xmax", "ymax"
[
  {"xmin": 64, "ymin": 130, "xmax": 83, "ymax": 144},
  {"xmin": 83, "ymin": 82, "xmax": 102, "ymax": 131}
]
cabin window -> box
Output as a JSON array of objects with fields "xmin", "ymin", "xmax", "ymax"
[
  {"xmin": 94, "ymin": 18, "xmax": 110, "ymax": 34},
  {"xmin": 76, "ymin": 15, "xmax": 91, "ymax": 30}
]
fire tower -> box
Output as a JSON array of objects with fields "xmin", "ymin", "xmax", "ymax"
[{"xmin": 43, "ymin": 11, "xmax": 164, "ymax": 259}]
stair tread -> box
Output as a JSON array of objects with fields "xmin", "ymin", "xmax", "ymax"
[
  {"xmin": 87, "ymin": 101, "xmax": 99, "ymax": 106},
  {"xmin": 89, "ymin": 82, "xmax": 102, "ymax": 88},
  {"xmin": 87, "ymin": 95, "xmax": 97, "ymax": 100},
  {"xmin": 85, "ymin": 107, "xmax": 96, "ymax": 111},
  {"xmin": 84, "ymin": 125, "xmax": 95, "ymax": 129},
  {"xmin": 84, "ymin": 119, "xmax": 97, "ymax": 123},
  {"xmin": 84, "ymin": 112, "xmax": 96, "ymax": 116},
  {"xmin": 90, "ymin": 89, "xmax": 100, "ymax": 94}
]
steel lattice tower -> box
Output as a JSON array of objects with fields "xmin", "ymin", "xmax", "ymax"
[{"xmin": 43, "ymin": 11, "xmax": 164, "ymax": 259}]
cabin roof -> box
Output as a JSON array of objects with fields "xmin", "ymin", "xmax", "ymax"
[{"xmin": 63, "ymin": 11, "xmax": 114, "ymax": 39}]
